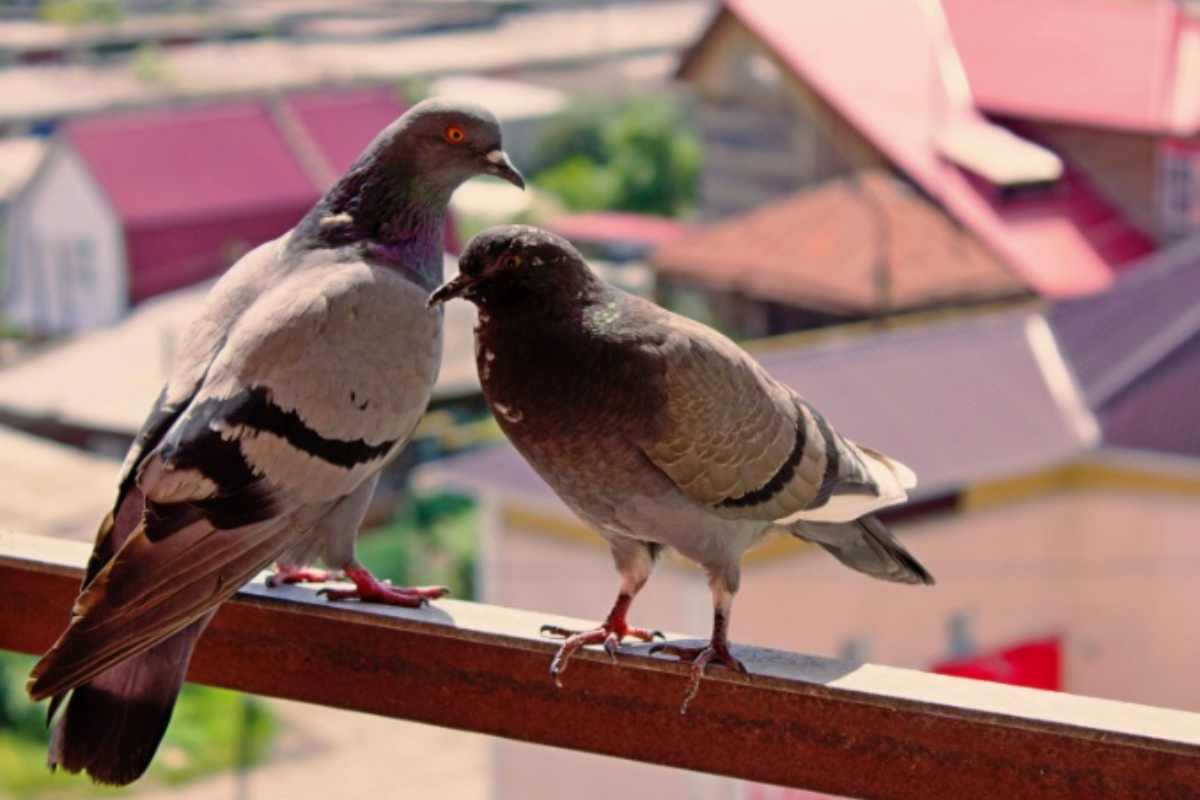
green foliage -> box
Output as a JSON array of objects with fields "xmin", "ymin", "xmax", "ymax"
[
  {"xmin": 131, "ymin": 43, "xmax": 171, "ymax": 85},
  {"xmin": 531, "ymin": 104, "xmax": 610, "ymax": 173},
  {"xmin": 39, "ymin": 0, "xmax": 124, "ymax": 25},
  {"xmin": 357, "ymin": 491, "xmax": 480, "ymax": 599},
  {"xmin": 0, "ymin": 650, "xmax": 275, "ymax": 797},
  {"xmin": 395, "ymin": 77, "xmax": 433, "ymax": 104},
  {"xmin": 533, "ymin": 156, "xmax": 622, "ymax": 212},
  {"xmin": 532, "ymin": 98, "xmax": 700, "ymax": 217}
]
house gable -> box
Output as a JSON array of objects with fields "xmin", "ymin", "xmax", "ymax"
[
  {"xmin": 677, "ymin": 0, "xmax": 1155, "ymax": 297},
  {"xmin": 5, "ymin": 141, "xmax": 125, "ymax": 333},
  {"xmin": 680, "ymin": 9, "xmax": 882, "ymax": 219}
]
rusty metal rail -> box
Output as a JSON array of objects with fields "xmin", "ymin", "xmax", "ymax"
[{"xmin": 3, "ymin": 530, "xmax": 1199, "ymax": 800}]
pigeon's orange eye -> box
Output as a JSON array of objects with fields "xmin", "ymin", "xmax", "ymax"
[
  {"xmin": 444, "ymin": 125, "xmax": 466, "ymax": 144},
  {"xmin": 503, "ymin": 255, "xmax": 522, "ymax": 269}
]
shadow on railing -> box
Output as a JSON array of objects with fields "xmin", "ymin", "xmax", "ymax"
[{"xmin": 2, "ymin": 530, "xmax": 1198, "ymax": 800}]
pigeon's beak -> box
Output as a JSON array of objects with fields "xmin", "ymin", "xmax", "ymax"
[
  {"xmin": 484, "ymin": 149, "xmax": 525, "ymax": 190},
  {"xmin": 428, "ymin": 274, "xmax": 473, "ymax": 308}
]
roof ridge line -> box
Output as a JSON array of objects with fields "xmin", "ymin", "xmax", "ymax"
[
  {"xmin": 266, "ymin": 95, "xmax": 339, "ymax": 193},
  {"xmin": 1090, "ymin": 302, "xmax": 1200, "ymax": 409}
]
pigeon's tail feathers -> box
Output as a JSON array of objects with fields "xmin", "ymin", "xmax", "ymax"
[
  {"xmin": 791, "ymin": 514, "xmax": 934, "ymax": 585},
  {"xmin": 781, "ymin": 444, "xmax": 916, "ymax": 524},
  {"xmin": 47, "ymin": 613, "xmax": 211, "ymax": 786},
  {"xmin": 29, "ymin": 509, "xmax": 295, "ymax": 702},
  {"xmin": 860, "ymin": 445, "xmax": 917, "ymax": 492}
]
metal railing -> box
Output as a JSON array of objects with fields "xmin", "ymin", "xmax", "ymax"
[{"xmin": 2, "ymin": 530, "xmax": 1198, "ymax": 800}]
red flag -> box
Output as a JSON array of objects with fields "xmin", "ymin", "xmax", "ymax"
[{"xmin": 931, "ymin": 635, "xmax": 1062, "ymax": 691}]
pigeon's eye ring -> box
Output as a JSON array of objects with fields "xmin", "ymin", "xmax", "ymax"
[
  {"xmin": 444, "ymin": 125, "xmax": 467, "ymax": 144},
  {"xmin": 502, "ymin": 255, "xmax": 521, "ymax": 269}
]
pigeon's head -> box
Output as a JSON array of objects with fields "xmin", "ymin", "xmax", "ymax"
[
  {"xmin": 429, "ymin": 224, "xmax": 593, "ymax": 309},
  {"xmin": 377, "ymin": 98, "xmax": 525, "ymax": 193}
]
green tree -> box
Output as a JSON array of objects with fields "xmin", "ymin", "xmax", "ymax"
[
  {"xmin": 39, "ymin": 0, "xmax": 124, "ymax": 25},
  {"xmin": 532, "ymin": 98, "xmax": 700, "ymax": 217}
]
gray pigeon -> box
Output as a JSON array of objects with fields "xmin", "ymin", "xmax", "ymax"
[
  {"xmin": 26, "ymin": 99, "xmax": 524, "ymax": 785},
  {"xmin": 429, "ymin": 225, "xmax": 932, "ymax": 712}
]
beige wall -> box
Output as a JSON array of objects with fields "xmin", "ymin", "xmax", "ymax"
[
  {"xmin": 483, "ymin": 485, "xmax": 1200, "ymax": 800},
  {"xmin": 683, "ymin": 15, "xmax": 881, "ymax": 220}
]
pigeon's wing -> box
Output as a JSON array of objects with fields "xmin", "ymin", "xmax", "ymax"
[
  {"xmin": 29, "ymin": 261, "xmax": 420, "ymax": 700},
  {"xmin": 72, "ymin": 237, "xmax": 288, "ymax": 608},
  {"xmin": 633, "ymin": 309, "xmax": 915, "ymax": 524}
]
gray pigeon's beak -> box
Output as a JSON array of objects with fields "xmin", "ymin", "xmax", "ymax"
[
  {"xmin": 484, "ymin": 149, "xmax": 525, "ymax": 190},
  {"xmin": 428, "ymin": 274, "xmax": 473, "ymax": 308}
]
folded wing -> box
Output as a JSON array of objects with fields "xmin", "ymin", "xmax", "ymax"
[{"xmin": 635, "ymin": 311, "xmax": 916, "ymax": 526}]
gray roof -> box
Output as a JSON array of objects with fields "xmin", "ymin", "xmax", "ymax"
[
  {"xmin": 419, "ymin": 310, "xmax": 1099, "ymax": 505},
  {"xmin": 1050, "ymin": 234, "xmax": 1200, "ymax": 408},
  {"xmin": 1050, "ymin": 235, "xmax": 1200, "ymax": 457}
]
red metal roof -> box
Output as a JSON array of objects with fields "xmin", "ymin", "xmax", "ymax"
[
  {"xmin": 943, "ymin": 0, "xmax": 1198, "ymax": 134},
  {"xmin": 62, "ymin": 88, "xmax": 459, "ymax": 304},
  {"xmin": 712, "ymin": 0, "xmax": 1154, "ymax": 298}
]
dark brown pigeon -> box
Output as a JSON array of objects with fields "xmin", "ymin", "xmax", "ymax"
[
  {"xmin": 27, "ymin": 99, "xmax": 524, "ymax": 786},
  {"xmin": 430, "ymin": 225, "xmax": 932, "ymax": 712}
]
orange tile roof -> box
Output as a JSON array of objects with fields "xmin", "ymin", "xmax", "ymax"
[{"xmin": 651, "ymin": 172, "xmax": 1028, "ymax": 315}]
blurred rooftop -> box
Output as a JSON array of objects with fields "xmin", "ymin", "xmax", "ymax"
[
  {"xmin": 0, "ymin": 1, "xmax": 710, "ymax": 126},
  {"xmin": 0, "ymin": 135, "xmax": 44, "ymax": 200},
  {"xmin": 652, "ymin": 171, "xmax": 1027, "ymax": 315}
]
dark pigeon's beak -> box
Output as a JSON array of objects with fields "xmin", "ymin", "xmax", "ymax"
[
  {"xmin": 484, "ymin": 149, "xmax": 525, "ymax": 190},
  {"xmin": 428, "ymin": 274, "xmax": 474, "ymax": 308}
]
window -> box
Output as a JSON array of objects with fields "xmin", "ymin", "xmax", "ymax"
[{"xmin": 1158, "ymin": 140, "xmax": 1200, "ymax": 236}]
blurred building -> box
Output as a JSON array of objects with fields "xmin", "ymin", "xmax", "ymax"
[
  {"xmin": 941, "ymin": 0, "xmax": 1200, "ymax": 242},
  {"xmin": 0, "ymin": 2, "xmax": 710, "ymax": 132},
  {"xmin": 0, "ymin": 424, "xmax": 115, "ymax": 540},
  {"xmin": 651, "ymin": 171, "xmax": 1029, "ymax": 336},
  {"xmin": 676, "ymin": 0, "xmax": 1162, "ymax": 319},
  {"xmin": 0, "ymin": 135, "xmax": 44, "ymax": 331},
  {"xmin": 1051, "ymin": 232, "xmax": 1200, "ymax": 457},
  {"xmin": 2, "ymin": 87, "xmax": 463, "ymax": 335}
]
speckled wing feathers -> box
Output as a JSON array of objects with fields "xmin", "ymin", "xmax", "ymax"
[{"xmin": 637, "ymin": 312, "xmax": 915, "ymax": 524}]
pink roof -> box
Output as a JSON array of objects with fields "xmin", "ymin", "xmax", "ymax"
[
  {"xmin": 943, "ymin": 0, "xmax": 1199, "ymax": 134},
  {"xmin": 712, "ymin": 0, "xmax": 1154, "ymax": 297},
  {"xmin": 67, "ymin": 102, "xmax": 318, "ymax": 228},
  {"xmin": 63, "ymin": 89, "xmax": 467, "ymax": 303},
  {"xmin": 544, "ymin": 212, "xmax": 689, "ymax": 249},
  {"xmin": 285, "ymin": 88, "xmax": 407, "ymax": 176}
]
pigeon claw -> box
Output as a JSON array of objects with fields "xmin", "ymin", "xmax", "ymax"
[
  {"xmin": 318, "ymin": 564, "xmax": 449, "ymax": 608},
  {"xmin": 317, "ymin": 583, "xmax": 449, "ymax": 607},
  {"xmin": 650, "ymin": 642, "xmax": 748, "ymax": 715},
  {"xmin": 540, "ymin": 621, "xmax": 662, "ymax": 687}
]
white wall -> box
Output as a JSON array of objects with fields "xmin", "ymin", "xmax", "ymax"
[{"xmin": 4, "ymin": 143, "xmax": 126, "ymax": 334}]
